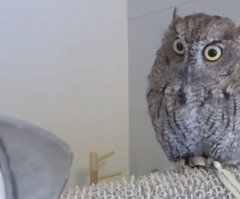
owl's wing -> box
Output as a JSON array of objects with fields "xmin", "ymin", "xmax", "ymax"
[{"xmin": 146, "ymin": 55, "xmax": 168, "ymax": 122}]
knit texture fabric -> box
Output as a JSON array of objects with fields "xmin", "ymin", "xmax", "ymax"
[{"xmin": 61, "ymin": 165, "xmax": 240, "ymax": 199}]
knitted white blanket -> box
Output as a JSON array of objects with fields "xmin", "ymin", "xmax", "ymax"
[{"xmin": 61, "ymin": 165, "xmax": 240, "ymax": 199}]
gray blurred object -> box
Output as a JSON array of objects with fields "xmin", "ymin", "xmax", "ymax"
[{"xmin": 0, "ymin": 114, "xmax": 72, "ymax": 199}]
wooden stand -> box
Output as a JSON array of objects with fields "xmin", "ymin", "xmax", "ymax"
[{"xmin": 89, "ymin": 151, "xmax": 121, "ymax": 185}]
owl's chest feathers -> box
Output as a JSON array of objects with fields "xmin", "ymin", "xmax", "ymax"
[
  {"xmin": 163, "ymin": 82, "xmax": 240, "ymax": 134},
  {"xmin": 157, "ymin": 80, "xmax": 240, "ymax": 160},
  {"xmin": 165, "ymin": 83, "xmax": 211, "ymax": 114}
]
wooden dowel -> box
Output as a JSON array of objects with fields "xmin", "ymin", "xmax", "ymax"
[
  {"xmin": 89, "ymin": 151, "xmax": 122, "ymax": 184},
  {"xmin": 98, "ymin": 151, "xmax": 115, "ymax": 162},
  {"xmin": 98, "ymin": 171, "xmax": 122, "ymax": 180},
  {"xmin": 90, "ymin": 152, "xmax": 98, "ymax": 184}
]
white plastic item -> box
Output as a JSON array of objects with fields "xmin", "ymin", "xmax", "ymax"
[{"xmin": 62, "ymin": 165, "xmax": 240, "ymax": 199}]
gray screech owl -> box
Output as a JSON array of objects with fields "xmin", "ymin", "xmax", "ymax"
[{"xmin": 147, "ymin": 9, "xmax": 240, "ymax": 164}]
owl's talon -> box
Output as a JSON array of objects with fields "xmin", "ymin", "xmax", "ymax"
[
  {"xmin": 187, "ymin": 156, "xmax": 214, "ymax": 171},
  {"xmin": 205, "ymin": 157, "xmax": 214, "ymax": 171},
  {"xmin": 187, "ymin": 156, "xmax": 207, "ymax": 168}
]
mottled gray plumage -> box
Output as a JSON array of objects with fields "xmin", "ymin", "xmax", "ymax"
[{"xmin": 147, "ymin": 9, "xmax": 240, "ymax": 164}]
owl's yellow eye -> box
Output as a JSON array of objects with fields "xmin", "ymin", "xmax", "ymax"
[
  {"xmin": 173, "ymin": 39, "xmax": 184, "ymax": 55},
  {"xmin": 204, "ymin": 45, "xmax": 222, "ymax": 61}
]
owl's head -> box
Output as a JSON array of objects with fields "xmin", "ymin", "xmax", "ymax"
[{"xmin": 160, "ymin": 9, "xmax": 240, "ymax": 83}]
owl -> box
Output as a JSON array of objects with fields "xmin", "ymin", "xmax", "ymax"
[{"xmin": 147, "ymin": 9, "xmax": 240, "ymax": 166}]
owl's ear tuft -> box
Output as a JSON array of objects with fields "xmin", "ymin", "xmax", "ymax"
[
  {"xmin": 173, "ymin": 7, "xmax": 180, "ymax": 21},
  {"xmin": 234, "ymin": 26, "xmax": 240, "ymax": 40}
]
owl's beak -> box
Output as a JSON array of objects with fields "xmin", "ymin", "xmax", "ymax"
[{"xmin": 186, "ymin": 62, "xmax": 202, "ymax": 81}]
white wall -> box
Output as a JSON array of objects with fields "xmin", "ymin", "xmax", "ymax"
[
  {"xmin": 128, "ymin": 0, "xmax": 240, "ymax": 177},
  {"xmin": 0, "ymin": 0, "xmax": 129, "ymax": 187},
  {"xmin": 2, "ymin": 0, "xmax": 240, "ymax": 189}
]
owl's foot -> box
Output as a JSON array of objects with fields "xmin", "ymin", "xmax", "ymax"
[
  {"xmin": 187, "ymin": 156, "xmax": 214, "ymax": 171},
  {"xmin": 222, "ymin": 160, "xmax": 240, "ymax": 168},
  {"xmin": 205, "ymin": 157, "xmax": 214, "ymax": 171},
  {"xmin": 175, "ymin": 156, "xmax": 216, "ymax": 173}
]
